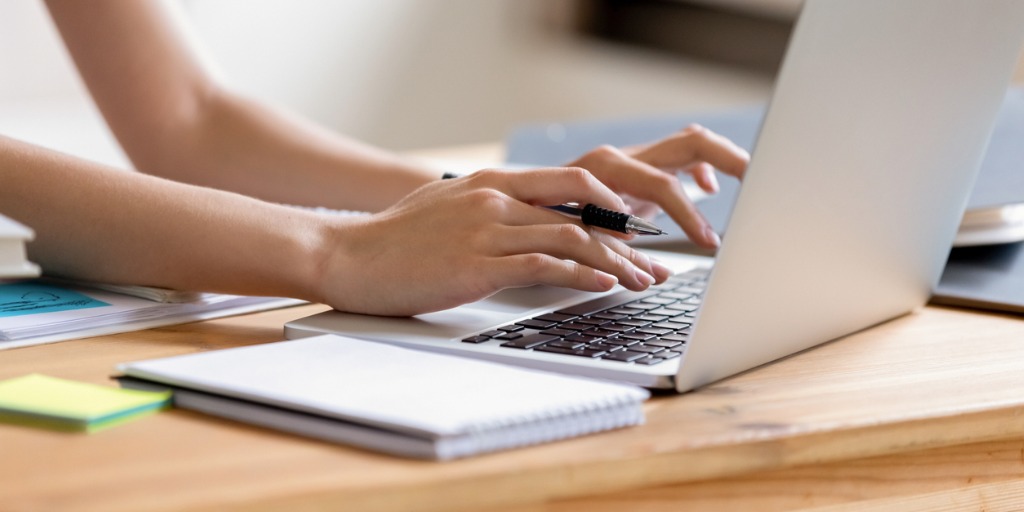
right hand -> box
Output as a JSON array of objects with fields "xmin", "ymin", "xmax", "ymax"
[{"xmin": 318, "ymin": 167, "xmax": 672, "ymax": 316}]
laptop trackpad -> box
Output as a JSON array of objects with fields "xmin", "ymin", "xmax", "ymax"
[{"xmin": 286, "ymin": 285, "xmax": 601, "ymax": 342}]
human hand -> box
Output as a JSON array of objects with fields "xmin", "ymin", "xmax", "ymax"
[
  {"xmin": 318, "ymin": 168, "xmax": 673, "ymax": 316},
  {"xmin": 566, "ymin": 124, "xmax": 749, "ymax": 248}
]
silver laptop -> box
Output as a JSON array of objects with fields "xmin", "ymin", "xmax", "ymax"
[{"xmin": 286, "ymin": 0, "xmax": 1024, "ymax": 392}]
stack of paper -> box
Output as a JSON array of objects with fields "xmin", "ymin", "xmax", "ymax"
[
  {"xmin": 0, "ymin": 281, "xmax": 303, "ymax": 349},
  {"xmin": 0, "ymin": 214, "xmax": 40, "ymax": 279},
  {"xmin": 0, "ymin": 374, "xmax": 171, "ymax": 432}
]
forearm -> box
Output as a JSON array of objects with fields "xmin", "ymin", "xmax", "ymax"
[
  {"xmin": 1, "ymin": 136, "xmax": 331, "ymax": 301},
  {"xmin": 46, "ymin": 0, "xmax": 436, "ymax": 213},
  {"xmin": 137, "ymin": 89, "xmax": 438, "ymax": 212}
]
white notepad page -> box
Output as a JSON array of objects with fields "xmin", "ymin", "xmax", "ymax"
[{"xmin": 119, "ymin": 334, "xmax": 649, "ymax": 458}]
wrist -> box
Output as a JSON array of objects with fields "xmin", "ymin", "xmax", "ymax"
[{"xmin": 303, "ymin": 214, "xmax": 364, "ymax": 309}]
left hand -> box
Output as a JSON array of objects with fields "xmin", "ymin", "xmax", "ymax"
[{"xmin": 566, "ymin": 124, "xmax": 749, "ymax": 248}]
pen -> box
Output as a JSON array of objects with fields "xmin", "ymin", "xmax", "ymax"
[{"xmin": 441, "ymin": 172, "xmax": 667, "ymax": 236}]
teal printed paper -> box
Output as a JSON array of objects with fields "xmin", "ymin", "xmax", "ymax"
[{"xmin": 0, "ymin": 283, "xmax": 110, "ymax": 317}]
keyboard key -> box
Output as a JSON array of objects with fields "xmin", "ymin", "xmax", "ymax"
[
  {"xmin": 635, "ymin": 356, "xmax": 665, "ymax": 365},
  {"xmin": 581, "ymin": 329, "xmax": 617, "ymax": 338},
  {"xmin": 648, "ymin": 308, "xmax": 686, "ymax": 318},
  {"xmin": 587, "ymin": 342, "xmax": 623, "ymax": 352},
  {"xmin": 536, "ymin": 346, "xmax": 606, "ymax": 358},
  {"xmin": 644, "ymin": 339, "xmax": 683, "ymax": 348},
  {"xmin": 625, "ymin": 302, "xmax": 662, "ymax": 311},
  {"xmin": 592, "ymin": 313, "xmax": 627, "ymax": 321},
  {"xmin": 601, "ymin": 350, "xmax": 648, "ymax": 362},
  {"xmin": 608, "ymin": 307, "xmax": 644, "ymax": 316},
  {"xmin": 653, "ymin": 321, "xmax": 691, "ymax": 330},
  {"xmin": 494, "ymin": 332, "xmax": 523, "ymax": 340},
  {"xmin": 498, "ymin": 324, "xmax": 525, "ymax": 332},
  {"xmin": 535, "ymin": 345, "xmax": 578, "ymax": 355},
  {"xmin": 501, "ymin": 333, "xmax": 558, "ymax": 349},
  {"xmin": 547, "ymin": 340, "xmax": 586, "ymax": 350},
  {"xmin": 636, "ymin": 327, "xmax": 673, "ymax": 336},
  {"xmin": 516, "ymin": 319, "xmax": 559, "ymax": 330},
  {"xmin": 659, "ymin": 351, "xmax": 681, "ymax": 359},
  {"xmin": 605, "ymin": 338, "xmax": 641, "ymax": 347},
  {"xmin": 634, "ymin": 314, "xmax": 670, "ymax": 323},
  {"xmin": 540, "ymin": 328, "xmax": 575, "ymax": 337},
  {"xmin": 640, "ymin": 296, "xmax": 677, "ymax": 305},
  {"xmin": 675, "ymin": 286, "xmax": 706, "ymax": 296},
  {"xmin": 558, "ymin": 322, "xmax": 594, "ymax": 331},
  {"xmin": 480, "ymin": 330, "xmax": 503, "ymax": 338},
  {"xmin": 620, "ymin": 332, "xmax": 656, "ymax": 342},
  {"xmin": 601, "ymin": 324, "xmax": 635, "ymax": 333},
  {"xmin": 660, "ymin": 334, "xmax": 689, "ymax": 343},
  {"xmin": 577, "ymin": 317, "xmax": 612, "ymax": 326},
  {"xmin": 617, "ymin": 319, "xmax": 652, "ymax": 328},
  {"xmin": 461, "ymin": 335, "xmax": 491, "ymax": 344},
  {"xmin": 565, "ymin": 333, "xmax": 593, "ymax": 343},
  {"xmin": 534, "ymin": 313, "xmax": 578, "ymax": 323},
  {"xmin": 572, "ymin": 348, "xmax": 608, "ymax": 358},
  {"xmin": 666, "ymin": 303, "xmax": 700, "ymax": 312},
  {"xmin": 631, "ymin": 345, "xmax": 666, "ymax": 354}
]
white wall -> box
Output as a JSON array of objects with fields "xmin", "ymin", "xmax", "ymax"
[{"xmin": 0, "ymin": 0, "xmax": 772, "ymax": 163}]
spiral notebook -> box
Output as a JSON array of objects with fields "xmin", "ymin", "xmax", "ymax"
[{"xmin": 116, "ymin": 334, "xmax": 649, "ymax": 460}]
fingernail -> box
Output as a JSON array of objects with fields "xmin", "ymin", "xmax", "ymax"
[
  {"xmin": 634, "ymin": 269, "xmax": 655, "ymax": 288},
  {"xmin": 596, "ymin": 271, "xmax": 618, "ymax": 290},
  {"xmin": 707, "ymin": 172, "xmax": 720, "ymax": 194},
  {"xmin": 705, "ymin": 226, "xmax": 721, "ymax": 247},
  {"xmin": 650, "ymin": 258, "xmax": 673, "ymax": 283}
]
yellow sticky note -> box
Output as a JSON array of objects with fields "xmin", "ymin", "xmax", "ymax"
[{"xmin": 0, "ymin": 374, "xmax": 171, "ymax": 432}]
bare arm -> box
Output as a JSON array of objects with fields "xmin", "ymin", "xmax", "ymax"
[
  {"xmin": 1, "ymin": 136, "xmax": 329, "ymax": 300},
  {"xmin": 1, "ymin": 136, "xmax": 666, "ymax": 315},
  {"xmin": 45, "ymin": 0, "xmax": 434, "ymax": 212}
]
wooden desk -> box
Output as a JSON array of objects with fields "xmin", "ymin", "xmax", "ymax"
[{"xmin": 3, "ymin": 301, "xmax": 1024, "ymax": 512}]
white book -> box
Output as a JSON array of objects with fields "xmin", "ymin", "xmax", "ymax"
[
  {"xmin": 0, "ymin": 214, "xmax": 40, "ymax": 279},
  {"xmin": 116, "ymin": 334, "xmax": 649, "ymax": 460}
]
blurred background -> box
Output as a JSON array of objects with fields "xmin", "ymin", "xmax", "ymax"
[{"xmin": 0, "ymin": 0, "xmax": 1020, "ymax": 168}]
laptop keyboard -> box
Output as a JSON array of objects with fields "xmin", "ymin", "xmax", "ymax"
[{"xmin": 461, "ymin": 268, "xmax": 709, "ymax": 366}]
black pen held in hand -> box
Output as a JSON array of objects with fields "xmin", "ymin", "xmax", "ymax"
[{"xmin": 441, "ymin": 172, "xmax": 667, "ymax": 236}]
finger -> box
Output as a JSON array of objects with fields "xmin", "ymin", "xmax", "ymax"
[
  {"xmin": 465, "ymin": 167, "xmax": 629, "ymax": 213},
  {"xmin": 633, "ymin": 124, "xmax": 750, "ymax": 179},
  {"xmin": 576, "ymin": 146, "xmax": 721, "ymax": 248},
  {"xmin": 483, "ymin": 253, "xmax": 620, "ymax": 293},
  {"xmin": 685, "ymin": 162, "xmax": 719, "ymax": 194},
  {"xmin": 592, "ymin": 230, "xmax": 674, "ymax": 284},
  {"xmin": 490, "ymin": 195, "xmax": 642, "ymax": 243},
  {"xmin": 490, "ymin": 223, "xmax": 661, "ymax": 290}
]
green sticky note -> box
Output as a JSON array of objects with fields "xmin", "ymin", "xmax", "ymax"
[{"xmin": 0, "ymin": 374, "xmax": 171, "ymax": 433}]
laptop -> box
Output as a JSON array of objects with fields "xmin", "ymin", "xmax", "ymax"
[{"xmin": 286, "ymin": 0, "xmax": 1024, "ymax": 392}]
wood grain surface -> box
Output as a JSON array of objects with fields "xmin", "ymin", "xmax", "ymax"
[{"xmin": 3, "ymin": 303, "xmax": 1024, "ymax": 511}]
